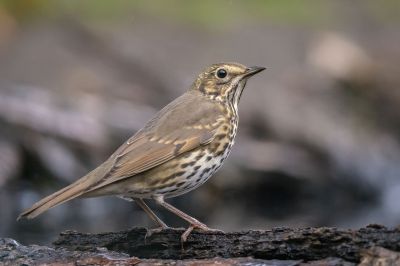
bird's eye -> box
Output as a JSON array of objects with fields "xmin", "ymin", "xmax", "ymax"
[{"xmin": 216, "ymin": 68, "xmax": 228, "ymax": 79}]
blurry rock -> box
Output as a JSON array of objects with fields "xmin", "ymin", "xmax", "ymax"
[
  {"xmin": 0, "ymin": 140, "xmax": 19, "ymax": 187},
  {"xmin": 308, "ymin": 32, "xmax": 374, "ymax": 83},
  {"xmin": 360, "ymin": 247, "xmax": 400, "ymax": 266},
  {"xmin": 35, "ymin": 137, "xmax": 87, "ymax": 182},
  {"xmin": 234, "ymin": 139, "xmax": 324, "ymax": 180},
  {"xmin": 0, "ymin": 84, "xmax": 107, "ymax": 147}
]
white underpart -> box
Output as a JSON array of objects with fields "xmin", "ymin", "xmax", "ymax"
[{"xmin": 154, "ymin": 146, "xmax": 233, "ymax": 198}]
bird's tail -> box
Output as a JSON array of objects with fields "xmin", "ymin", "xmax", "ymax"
[{"xmin": 17, "ymin": 172, "xmax": 95, "ymax": 220}]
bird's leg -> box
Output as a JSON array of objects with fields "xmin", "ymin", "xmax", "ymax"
[
  {"xmin": 153, "ymin": 195, "xmax": 222, "ymax": 242},
  {"xmin": 133, "ymin": 198, "xmax": 170, "ymax": 237},
  {"xmin": 134, "ymin": 198, "xmax": 168, "ymax": 228}
]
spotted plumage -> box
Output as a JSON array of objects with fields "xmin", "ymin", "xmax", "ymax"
[{"xmin": 18, "ymin": 62, "xmax": 265, "ymax": 241}]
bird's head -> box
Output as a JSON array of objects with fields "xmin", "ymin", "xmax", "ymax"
[{"xmin": 191, "ymin": 62, "xmax": 265, "ymax": 107}]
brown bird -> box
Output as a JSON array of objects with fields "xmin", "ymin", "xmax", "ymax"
[{"xmin": 18, "ymin": 62, "xmax": 265, "ymax": 241}]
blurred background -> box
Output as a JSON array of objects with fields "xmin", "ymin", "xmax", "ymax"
[{"xmin": 1, "ymin": 0, "xmax": 400, "ymax": 245}]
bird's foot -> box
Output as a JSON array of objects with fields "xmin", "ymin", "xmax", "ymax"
[{"xmin": 181, "ymin": 222, "xmax": 223, "ymax": 242}]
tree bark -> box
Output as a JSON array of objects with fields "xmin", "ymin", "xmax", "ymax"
[
  {"xmin": 53, "ymin": 224, "xmax": 400, "ymax": 262},
  {"xmin": 2, "ymin": 225, "xmax": 400, "ymax": 265}
]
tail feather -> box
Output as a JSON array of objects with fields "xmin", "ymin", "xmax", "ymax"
[{"xmin": 17, "ymin": 174, "xmax": 93, "ymax": 220}]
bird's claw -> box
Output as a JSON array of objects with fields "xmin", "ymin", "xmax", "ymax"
[
  {"xmin": 181, "ymin": 223, "xmax": 223, "ymax": 242},
  {"xmin": 144, "ymin": 226, "xmax": 173, "ymax": 241}
]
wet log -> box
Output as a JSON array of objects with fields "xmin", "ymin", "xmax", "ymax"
[
  {"xmin": 0, "ymin": 238, "xmax": 352, "ymax": 266},
  {"xmin": 2, "ymin": 225, "xmax": 400, "ymax": 265},
  {"xmin": 53, "ymin": 225, "xmax": 400, "ymax": 262}
]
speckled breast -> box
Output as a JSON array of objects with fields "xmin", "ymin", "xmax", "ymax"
[{"xmin": 125, "ymin": 117, "xmax": 238, "ymax": 199}]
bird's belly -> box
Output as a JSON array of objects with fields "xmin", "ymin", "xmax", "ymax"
[
  {"xmin": 123, "ymin": 142, "xmax": 233, "ymax": 199},
  {"xmin": 160, "ymin": 150, "xmax": 225, "ymax": 198}
]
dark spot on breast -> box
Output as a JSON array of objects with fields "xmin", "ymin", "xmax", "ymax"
[
  {"xmin": 148, "ymin": 178, "xmax": 161, "ymax": 186},
  {"xmin": 181, "ymin": 161, "xmax": 196, "ymax": 169},
  {"xmin": 216, "ymin": 144, "xmax": 229, "ymax": 156},
  {"xmin": 222, "ymin": 143, "xmax": 229, "ymax": 150},
  {"xmin": 158, "ymin": 171, "xmax": 184, "ymax": 185},
  {"xmin": 176, "ymin": 182, "xmax": 186, "ymax": 187},
  {"xmin": 195, "ymin": 153, "xmax": 204, "ymax": 160},
  {"xmin": 194, "ymin": 165, "xmax": 201, "ymax": 171},
  {"xmin": 206, "ymin": 156, "xmax": 213, "ymax": 162},
  {"xmin": 215, "ymin": 134, "xmax": 226, "ymax": 141},
  {"xmin": 176, "ymin": 171, "xmax": 185, "ymax": 176},
  {"xmin": 186, "ymin": 172, "xmax": 196, "ymax": 180},
  {"xmin": 209, "ymin": 142, "xmax": 220, "ymax": 152},
  {"xmin": 154, "ymin": 184, "xmax": 170, "ymax": 190},
  {"xmin": 160, "ymin": 175, "xmax": 175, "ymax": 184}
]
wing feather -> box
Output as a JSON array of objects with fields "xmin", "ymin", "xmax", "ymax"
[
  {"xmin": 84, "ymin": 91, "xmax": 223, "ymax": 193},
  {"xmin": 86, "ymin": 128, "xmax": 217, "ymax": 191}
]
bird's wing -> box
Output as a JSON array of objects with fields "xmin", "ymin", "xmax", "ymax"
[
  {"xmin": 100, "ymin": 128, "xmax": 217, "ymax": 182},
  {"xmin": 85, "ymin": 91, "xmax": 224, "ymax": 192}
]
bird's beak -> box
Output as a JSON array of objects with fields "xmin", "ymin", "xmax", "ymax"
[{"xmin": 244, "ymin": 66, "xmax": 266, "ymax": 77}]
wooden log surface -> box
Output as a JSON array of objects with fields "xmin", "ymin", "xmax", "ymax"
[
  {"xmin": 53, "ymin": 225, "xmax": 400, "ymax": 262},
  {"xmin": 2, "ymin": 225, "xmax": 400, "ymax": 265}
]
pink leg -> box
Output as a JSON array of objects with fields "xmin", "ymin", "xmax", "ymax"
[
  {"xmin": 134, "ymin": 198, "xmax": 168, "ymax": 229},
  {"xmin": 153, "ymin": 195, "xmax": 222, "ymax": 242}
]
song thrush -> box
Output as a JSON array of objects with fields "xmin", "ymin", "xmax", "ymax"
[{"xmin": 18, "ymin": 62, "xmax": 265, "ymax": 241}]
